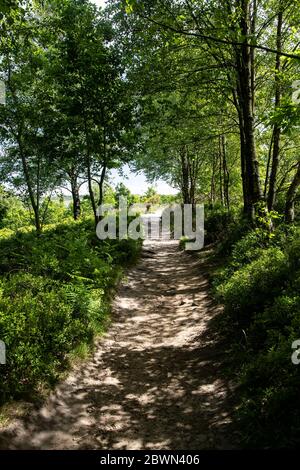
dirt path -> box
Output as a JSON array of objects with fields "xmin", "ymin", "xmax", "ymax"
[{"xmin": 0, "ymin": 241, "xmax": 237, "ymax": 450}]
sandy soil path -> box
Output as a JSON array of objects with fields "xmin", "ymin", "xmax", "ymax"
[{"xmin": 0, "ymin": 240, "xmax": 237, "ymax": 450}]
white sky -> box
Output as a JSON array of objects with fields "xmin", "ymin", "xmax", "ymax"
[
  {"xmin": 109, "ymin": 166, "xmax": 178, "ymax": 196},
  {"xmin": 93, "ymin": 0, "xmax": 107, "ymax": 7},
  {"xmin": 75, "ymin": 166, "xmax": 178, "ymax": 197}
]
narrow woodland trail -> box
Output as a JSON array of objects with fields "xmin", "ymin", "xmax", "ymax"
[{"xmin": 0, "ymin": 241, "xmax": 237, "ymax": 450}]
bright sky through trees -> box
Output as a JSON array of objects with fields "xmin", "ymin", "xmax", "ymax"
[
  {"xmin": 93, "ymin": 0, "xmax": 107, "ymax": 8},
  {"xmin": 89, "ymin": 0, "xmax": 178, "ymax": 195}
]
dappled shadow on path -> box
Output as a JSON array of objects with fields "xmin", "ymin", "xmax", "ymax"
[{"xmin": 0, "ymin": 241, "xmax": 237, "ymax": 450}]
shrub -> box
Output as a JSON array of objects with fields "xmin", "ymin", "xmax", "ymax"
[
  {"xmin": 0, "ymin": 219, "xmax": 142, "ymax": 403},
  {"xmin": 213, "ymin": 223, "xmax": 300, "ymax": 447},
  {"xmin": 237, "ymin": 293, "xmax": 300, "ymax": 447},
  {"xmin": 0, "ymin": 228, "xmax": 14, "ymax": 240},
  {"xmin": 230, "ymin": 230, "xmax": 268, "ymax": 268},
  {"xmin": 204, "ymin": 205, "xmax": 233, "ymax": 245},
  {"xmin": 216, "ymin": 247, "xmax": 288, "ymax": 324},
  {"xmin": 0, "ymin": 273, "xmax": 109, "ymax": 401},
  {"xmin": 287, "ymin": 230, "xmax": 300, "ymax": 272}
]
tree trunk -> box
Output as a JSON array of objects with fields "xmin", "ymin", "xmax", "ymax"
[
  {"xmin": 221, "ymin": 135, "xmax": 230, "ymax": 210},
  {"xmin": 83, "ymin": 111, "xmax": 97, "ymax": 224},
  {"xmin": 189, "ymin": 154, "xmax": 197, "ymax": 208},
  {"xmin": 19, "ymin": 139, "xmax": 41, "ymax": 233},
  {"xmin": 8, "ymin": 65, "xmax": 41, "ymax": 233},
  {"xmin": 219, "ymin": 136, "xmax": 224, "ymax": 206},
  {"xmin": 180, "ymin": 146, "xmax": 191, "ymax": 204},
  {"xmin": 232, "ymin": 87, "xmax": 251, "ymax": 215},
  {"xmin": 285, "ymin": 162, "xmax": 300, "ymax": 223},
  {"xmin": 97, "ymin": 163, "xmax": 107, "ymax": 208},
  {"xmin": 210, "ymin": 153, "xmax": 217, "ymax": 208},
  {"xmin": 267, "ymin": 10, "xmax": 283, "ymax": 211},
  {"xmin": 70, "ymin": 177, "xmax": 81, "ymax": 220},
  {"xmin": 250, "ymin": 0, "xmax": 257, "ymax": 115},
  {"xmin": 235, "ymin": 0, "xmax": 263, "ymax": 221},
  {"xmin": 87, "ymin": 155, "xmax": 98, "ymax": 225}
]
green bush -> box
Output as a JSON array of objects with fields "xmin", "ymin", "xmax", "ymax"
[
  {"xmin": 213, "ymin": 222, "xmax": 300, "ymax": 447},
  {"xmin": 40, "ymin": 199, "xmax": 70, "ymax": 226},
  {"xmin": 0, "ymin": 228, "xmax": 14, "ymax": 239},
  {"xmin": 0, "ymin": 274, "xmax": 100, "ymax": 400},
  {"xmin": 287, "ymin": 231, "xmax": 300, "ymax": 272},
  {"xmin": 0, "ymin": 219, "xmax": 141, "ymax": 404},
  {"xmin": 237, "ymin": 292, "xmax": 300, "ymax": 447},
  {"xmin": 0, "ymin": 188, "xmax": 31, "ymax": 230},
  {"xmin": 231, "ymin": 230, "xmax": 269, "ymax": 268},
  {"xmin": 204, "ymin": 205, "xmax": 233, "ymax": 245},
  {"xmin": 216, "ymin": 247, "xmax": 288, "ymax": 324}
]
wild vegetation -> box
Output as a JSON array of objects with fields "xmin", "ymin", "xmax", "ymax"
[{"xmin": 0, "ymin": 0, "xmax": 300, "ymax": 449}]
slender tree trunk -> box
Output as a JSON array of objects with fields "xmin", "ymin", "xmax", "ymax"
[
  {"xmin": 232, "ymin": 87, "xmax": 250, "ymax": 215},
  {"xmin": 82, "ymin": 103, "xmax": 98, "ymax": 224},
  {"xmin": 18, "ymin": 138, "xmax": 41, "ymax": 233},
  {"xmin": 180, "ymin": 146, "xmax": 197, "ymax": 206},
  {"xmin": 180, "ymin": 146, "xmax": 191, "ymax": 204},
  {"xmin": 264, "ymin": 131, "xmax": 274, "ymax": 198},
  {"xmin": 97, "ymin": 163, "xmax": 107, "ymax": 208},
  {"xmin": 285, "ymin": 162, "xmax": 300, "ymax": 223},
  {"xmin": 8, "ymin": 65, "xmax": 41, "ymax": 232},
  {"xmin": 235, "ymin": 0, "xmax": 263, "ymax": 221},
  {"xmin": 219, "ymin": 136, "xmax": 225, "ymax": 206},
  {"xmin": 221, "ymin": 135, "xmax": 230, "ymax": 210},
  {"xmin": 250, "ymin": 0, "xmax": 257, "ymax": 115},
  {"xmin": 87, "ymin": 155, "xmax": 98, "ymax": 224},
  {"xmin": 210, "ymin": 153, "xmax": 217, "ymax": 208},
  {"xmin": 70, "ymin": 176, "xmax": 81, "ymax": 220},
  {"xmin": 36, "ymin": 156, "xmax": 41, "ymax": 229},
  {"xmin": 267, "ymin": 10, "xmax": 283, "ymax": 211},
  {"xmin": 268, "ymin": 127, "xmax": 281, "ymax": 210},
  {"xmin": 81, "ymin": 81, "xmax": 98, "ymax": 225},
  {"xmin": 188, "ymin": 155, "xmax": 197, "ymax": 208}
]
